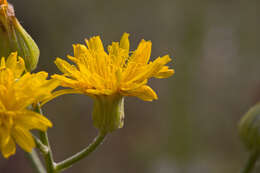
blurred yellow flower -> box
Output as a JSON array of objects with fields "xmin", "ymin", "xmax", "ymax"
[
  {"xmin": 0, "ymin": 52, "xmax": 58, "ymax": 158},
  {"xmin": 52, "ymin": 33, "xmax": 174, "ymax": 101},
  {"xmin": 0, "ymin": 0, "xmax": 7, "ymax": 5},
  {"xmin": 52, "ymin": 33, "xmax": 174, "ymax": 132}
]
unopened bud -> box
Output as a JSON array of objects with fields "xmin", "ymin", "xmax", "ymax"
[
  {"xmin": 239, "ymin": 103, "xmax": 260, "ymax": 151},
  {"xmin": 0, "ymin": 1, "xmax": 39, "ymax": 71}
]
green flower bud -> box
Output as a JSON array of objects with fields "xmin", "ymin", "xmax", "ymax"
[
  {"xmin": 239, "ymin": 103, "xmax": 260, "ymax": 151},
  {"xmin": 92, "ymin": 95, "xmax": 124, "ymax": 133},
  {"xmin": 0, "ymin": 1, "xmax": 39, "ymax": 71}
]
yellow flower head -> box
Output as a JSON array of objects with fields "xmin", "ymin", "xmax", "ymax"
[
  {"xmin": 52, "ymin": 33, "xmax": 174, "ymax": 132},
  {"xmin": 52, "ymin": 33, "xmax": 174, "ymax": 100},
  {"xmin": 0, "ymin": 52, "xmax": 58, "ymax": 158}
]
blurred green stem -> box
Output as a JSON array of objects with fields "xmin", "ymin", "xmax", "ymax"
[
  {"xmin": 35, "ymin": 104, "xmax": 57, "ymax": 173},
  {"xmin": 38, "ymin": 131, "xmax": 56, "ymax": 173},
  {"xmin": 55, "ymin": 132, "xmax": 107, "ymax": 172},
  {"xmin": 33, "ymin": 103, "xmax": 107, "ymax": 172},
  {"xmin": 33, "ymin": 135, "xmax": 49, "ymax": 154},
  {"xmin": 241, "ymin": 151, "xmax": 259, "ymax": 173},
  {"xmin": 27, "ymin": 149, "xmax": 46, "ymax": 173}
]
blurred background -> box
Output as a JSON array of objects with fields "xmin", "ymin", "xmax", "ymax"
[{"xmin": 0, "ymin": 0, "xmax": 258, "ymax": 172}]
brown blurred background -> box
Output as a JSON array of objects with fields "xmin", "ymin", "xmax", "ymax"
[{"xmin": 0, "ymin": 0, "xmax": 258, "ymax": 172}]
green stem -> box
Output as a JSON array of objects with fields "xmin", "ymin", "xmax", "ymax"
[
  {"xmin": 27, "ymin": 149, "xmax": 46, "ymax": 173},
  {"xmin": 55, "ymin": 132, "xmax": 107, "ymax": 172},
  {"xmin": 34, "ymin": 104, "xmax": 56, "ymax": 173},
  {"xmin": 39, "ymin": 131, "xmax": 56, "ymax": 173},
  {"xmin": 33, "ymin": 135, "xmax": 49, "ymax": 154},
  {"xmin": 34, "ymin": 103, "xmax": 106, "ymax": 172},
  {"xmin": 241, "ymin": 151, "xmax": 259, "ymax": 173}
]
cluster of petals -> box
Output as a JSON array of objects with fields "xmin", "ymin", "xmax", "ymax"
[
  {"xmin": 52, "ymin": 33, "xmax": 174, "ymax": 101},
  {"xmin": 0, "ymin": 53, "xmax": 57, "ymax": 158}
]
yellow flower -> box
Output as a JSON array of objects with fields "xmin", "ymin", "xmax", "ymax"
[
  {"xmin": 52, "ymin": 33, "xmax": 174, "ymax": 132},
  {"xmin": 0, "ymin": 52, "xmax": 57, "ymax": 158},
  {"xmin": 0, "ymin": 0, "xmax": 7, "ymax": 5}
]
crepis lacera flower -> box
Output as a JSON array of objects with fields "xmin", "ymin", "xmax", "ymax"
[
  {"xmin": 0, "ymin": 52, "xmax": 58, "ymax": 158},
  {"xmin": 52, "ymin": 33, "xmax": 174, "ymax": 133}
]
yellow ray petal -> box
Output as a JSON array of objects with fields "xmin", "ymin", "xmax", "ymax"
[
  {"xmin": 73, "ymin": 44, "xmax": 88, "ymax": 57},
  {"xmin": 54, "ymin": 58, "xmax": 78, "ymax": 75},
  {"xmin": 0, "ymin": 57, "xmax": 6, "ymax": 68},
  {"xmin": 0, "ymin": 68, "xmax": 14, "ymax": 87},
  {"xmin": 122, "ymin": 85, "xmax": 158, "ymax": 101},
  {"xmin": 31, "ymin": 71, "xmax": 48, "ymax": 81},
  {"xmin": 119, "ymin": 33, "xmax": 130, "ymax": 53},
  {"xmin": 12, "ymin": 126, "xmax": 35, "ymax": 152},
  {"xmin": 40, "ymin": 89, "xmax": 82, "ymax": 107},
  {"xmin": 0, "ymin": 126, "xmax": 11, "ymax": 148},
  {"xmin": 127, "ymin": 55, "xmax": 172, "ymax": 83},
  {"xmin": 108, "ymin": 42, "xmax": 128, "ymax": 69},
  {"xmin": 14, "ymin": 57, "xmax": 25, "ymax": 78},
  {"xmin": 154, "ymin": 66, "xmax": 175, "ymax": 78},
  {"xmin": 1, "ymin": 138, "xmax": 16, "ymax": 158},
  {"xmin": 120, "ymin": 79, "xmax": 147, "ymax": 91},
  {"xmin": 15, "ymin": 110, "xmax": 52, "ymax": 131},
  {"xmin": 6, "ymin": 52, "xmax": 18, "ymax": 70},
  {"xmin": 51, "ymin": 74, "xmax": 78, "ymax": 85},
  {"xmin": 85, "ymin": 36, "xmax": 105, "ymax": 52},
  {"xmin": 35, "ymin": 79, "xmax": 60, "ymax": 101},
  {"xmin": 129, "ymin": 39, "xmax": 151, "ymax": 64},
  {"xmin": 3, "ymin": 52, "xmax": 25, "ymax": 79}
]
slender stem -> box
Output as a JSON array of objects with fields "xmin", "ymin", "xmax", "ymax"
[
  {"xmin": 38, "ymin": 131, "xmax": 56, "ymax": 173},
  {"xmin": 26, "ymin": 149, "xmax": 46, "ymax": 173},
  {"xmin": 241, "ymin": 151, "xmax": 259, "ymax": 173},
  {"xmin": 33, "ymin": 103, "xmax": 107, "ymax": 172},
  {"xmin": 33, "ymin": 135, "xmax": 49, "ymax": 155},
  {"xmin": 34, "ymin": 104, "xmax": 57, "ymax": 173},
  {"xmin": 55, "ymin": 132, "xmax": 107, "ymax": 172}
]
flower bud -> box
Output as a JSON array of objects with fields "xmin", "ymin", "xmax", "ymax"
[
  {"xmin": 92, "ymin": 95, "xmax": 125, "ymax": 133},
  {"xmin": 239, "ymin": 103, "xmax": 260, "ymax": 151},
  {"xmin": 0, "ymin": 1, "xmax": 39, "ymax": 71}
]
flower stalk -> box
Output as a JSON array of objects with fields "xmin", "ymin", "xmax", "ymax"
[
  {"xmin": 55, "ymin": 132, "xmax": 107, "ymax": 172},
  {"xmin": 34, "ymin": 104, "xmax": 57, "ymax": 173},
  {"xmin": 33, "ymin": 135, "xmax": 49, "ymax": 155},
  {"xmin": 38, "ymin": 131, "xmax": 57, "ymax": 173},
  {"xmin": 33, "ymin": 103, "xmax": 107, "ymax": 173},
  {"xmin": 27, "ymin": 149, "xmax": 46, "ymax": 173}
]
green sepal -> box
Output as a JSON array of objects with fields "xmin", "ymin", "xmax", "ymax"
[{"xmin": 92, "ymin": 95, "xmax": 125, "ymax": 133}]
